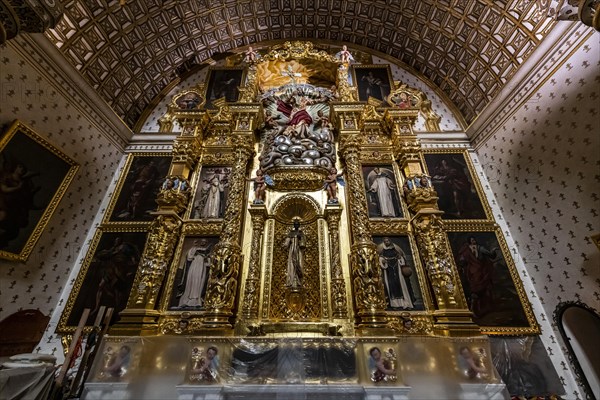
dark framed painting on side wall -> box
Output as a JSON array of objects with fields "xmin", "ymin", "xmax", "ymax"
[
  {"xmin": 0, "ymin": 120, "xmax": 78, "ymax": 261},
  {"xmin": 57, "ymin": 228, "xmax": 148, "ymax": 333},
  {"xmin": 447, "ymin": 229, "xmax": 539, "ymax": 335},
  {"xmin": 422, "ymin": 151, "xmax": 490, "ymax": 220}
]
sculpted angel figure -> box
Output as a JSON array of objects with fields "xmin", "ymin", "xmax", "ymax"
[{"xmin": 336, "ymin": 45, "xmax": 355, "ymax": 64}]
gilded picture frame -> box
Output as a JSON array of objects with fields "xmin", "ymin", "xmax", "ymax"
[
  {"xmin": 0, "ymin": 120, "xmax": 78, "ymax": 262},
  {"xmin": 446, "ymin": 227, "xmax": 539, "ymax": 335},
  {"xmin": 57, "ymin": 227, "xmax": 148, "ymax": 333},
  {"xmin": 351, "ymin": 65, "xmax": 394, "ymax": 102},
  {"xmin": 104, "ymin": 153, "xmax": 172, "ymax": 225},
  {"xmin": 422, "ymin": 149, "xmax": 492, "ymax": 221},
  {"xmin": 204, "ymin": 67, "xmax": 246, "ymax": 109}
]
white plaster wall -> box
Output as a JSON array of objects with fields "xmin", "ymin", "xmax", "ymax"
[{"xmin": 0, "ymin": 37, "xmax": 123, "ymax": 356}]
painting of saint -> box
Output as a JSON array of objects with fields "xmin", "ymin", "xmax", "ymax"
[
  {"xmin": 424, "ymin": 153, "xmax": 487, "ymax": 220},
  {"xmin": 353, "ymin": 66, "xmax": 393, "ymax": 102},
  {"xmin": 205, "ymin": 68, "xmax": 244, "ymax": 109},
  {"xmin": 0, "ymin": 121, "xmax": 77, "ymax": 260},
  {"xmin": 109, "ymin": 155, "xmax": 172, "ymax": 222},
  {"xmin": 373, "ymin": 236, "xmax": 424, "ymax": 311},
  {"xmin": 175, "ymin": 92, "xmax": 202, "ymax": 110},
  {"xmin": 169, "ymin": 236, "xmax": 219, "ymax": 310},
  {"xmin": 448, "ymin": 231, "xmax": 531, "ymax": 328},
  {"xmin": 64, "ymin": 231, "xmax": 147, "ymax": 328},
  {"xmin": 363, "ymin": 166, "xmax": 403, "ymax": 218},
  {"xmin": 191, "ymin": 167, "xmax": 231, "ymax": 219}
]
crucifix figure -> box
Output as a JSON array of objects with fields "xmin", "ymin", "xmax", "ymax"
[{"xmin": 282, "ymin": 65, "xmax": 302, "ymax": 85}]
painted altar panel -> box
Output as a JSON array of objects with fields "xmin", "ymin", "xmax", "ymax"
[{"xmin": 105, "ymin": 154, "xmax": 172, "ymax": 223}]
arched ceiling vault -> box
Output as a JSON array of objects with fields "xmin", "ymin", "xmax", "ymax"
[{"xmin": 46, "ymin": 0, "xmax": 556, "ymax": 129}]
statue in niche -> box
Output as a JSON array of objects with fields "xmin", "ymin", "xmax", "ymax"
[
  {"xmin": 283, "ymin": 219, "xmax": 305, "ymax": 289},
  {"xmin": 258, "ymin": 85, "xmax": 337, "ymax": 172}
]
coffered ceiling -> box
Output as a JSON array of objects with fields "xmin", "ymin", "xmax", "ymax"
[{"xmin": 45, "ymin": 0, "xmax": 556, "ymax": 128}]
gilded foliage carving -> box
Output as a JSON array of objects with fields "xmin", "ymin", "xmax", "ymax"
[{"xmin": 130, "ymin": 215, "xmax": 183, "ymax": 308}]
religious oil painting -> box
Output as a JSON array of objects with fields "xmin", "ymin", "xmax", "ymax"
[
  {"xmin": 107, "ymin": 154, "xmax": 172, "ymax": 223},
  {"xmin": 373, "ymin": 236, "xmax": 425, "ymax": 311},
  {"xmin": 93, "ymin": 339, "xmax": 141, "ymax": 382},
  {"xmin": 190, "ymin": 166, "xmax": 231, "ymax": 220},
  {"xmin": 204, "ymin": 67, "xmax": 245, "ymax": 109},
  {"xmin": 447, "ymin": 231, "xmax": 538, "ymax": 334},
  {"xmin": 186, "ymin": 344, "xmax": 221, "ymax": 383},
  {"xmin": 0, "ymin": 120, "xmax": 78, "ymax": 261},
  {"xmin": 353, "ymin": 65, "xmax": 394, "ymax": 102},
  {"xmin": 174, "ymin": 90, "xmax": 203, "ymax": 110},
  {"xmin": 58, "ymin": 230, "xmax": 148, "ymax": 332},
  {"xmin": 363, "ymin": 165, "xmax": 403, "ymax": 219},
  {"xmin": 365, "ymin": 344, "xmax": 398, "ymax": 384},
  {"xmin": 168, "ymin": 235, "xmax": 219, "ymax": 311},
  {"xmin": 423, "ymin": 152, "xmax": 488, "ymax": 220}
]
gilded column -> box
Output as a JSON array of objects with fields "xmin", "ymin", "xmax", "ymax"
[
  {"xmin": 385, "ymin": 109, "xmax": 478, "ymax": 336},
  {"xmin": 240, "ymin": 204, "xmax": 267, "ymax": 322},
  {"xmin": 325, "ymin": 205, "xmax": 347, "ymax": 318},
  {"xmin": 332, "ymin": 104, "xmax": 388, "ymax": 329},
  {"xmin": 203, "ymin": 104, "xmax": 259, "ymax": 328}
]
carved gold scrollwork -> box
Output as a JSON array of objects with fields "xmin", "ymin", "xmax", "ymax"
[
  {"xmin": 204, "ymin": 241, "xmax": 241, "ymax": 320},
  {"xmin": 129, "ymin": 214, "xmax": 183, "ymax": 309},
  {"xmin": 411, "ymin": 213, "xmax": 465, "ymax": 310},
  {"xmin": 350, "ymin": 242, "xmax": 388, "ymax": 325}
]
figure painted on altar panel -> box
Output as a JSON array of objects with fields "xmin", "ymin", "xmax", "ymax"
[
  {"xmin": 456, "ymin": 236, "xmax": 496, "ymax": 318},
  {"xmin": 458, "ymin": 346, "xmax": 489, "ymax": 380},
  {"xmin": 354, "ymin": 66, "xmax": 393, "ymax": 102},
  {"xmin": 368, "ymin": 346, "xmax": 397, "ymax": 383},
  {"xmin": 191, "ymin": 167, "xmax": 231, "ymax": 219},
  {"xmin": 205, "ymin": 68, "xmax": 244, "ymax": 109},
  {"xmin": 110, "ymin": 156, "xmax": 171, "ymax": 222},
  {"xmin": 169, "ymin": 236, "xmax": 219, "ymax": 310},
  {"xmin": 284, "ymin": 219, "xmax": 305, "ymax": 289},
  {"xmin": 189, "ymin": 346, "xmax": 219, "ymax": 383},
  {"xmin": 448, "ymin": 231, "xmax": 530, "ymax": 327},
  {"xmin": 424, "ymin": 153, "xmax": 487, "ymax": 220},
  {"xmin": 364, "ymin": 166, "xmax": 403, "ymax": 218},
  {"xmin": 374, "ymin": 236, "xmax": 424, "ymax": 311}
]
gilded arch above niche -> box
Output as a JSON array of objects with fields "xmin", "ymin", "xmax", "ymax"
[{"xmin": 270, "ymin": 193, "xmax": 322, "ymax": 224}]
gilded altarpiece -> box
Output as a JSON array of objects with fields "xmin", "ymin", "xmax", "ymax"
[{"xmin": 64, "ymin": 42, "xmax": 541, "ymax": 398}]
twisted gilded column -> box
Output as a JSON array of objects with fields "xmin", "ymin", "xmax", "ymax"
[
  {"xmin": 385, "ymin": 109, "xmax": 478, "ymax": 336},
  {"xmin": 325, "ymin": 205, "xmax": 348, "ymax": 318}
]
